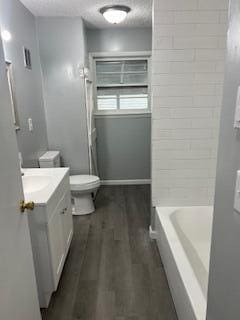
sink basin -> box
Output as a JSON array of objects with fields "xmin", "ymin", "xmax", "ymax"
[
  {"xmin": 21, "ymin": 168, "xmax": 69, "ymax": 205},
  {"xmin": 22, "ymin": 175, "xmax": 52, "ymax": 194}
]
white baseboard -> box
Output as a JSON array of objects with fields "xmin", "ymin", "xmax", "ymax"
[
  {"xmin": 149, "ymin": 225, "xmax": 158, "ymax": 240},
  {"xmin": 100, "ymin": 179, "xmax": 151, "ymax": 186}
]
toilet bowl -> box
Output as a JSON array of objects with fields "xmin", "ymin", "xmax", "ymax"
[
  {"xmin": 70, "ymin": 175, "xmax": 100, "ymax": 215},
  {"xmin": 39, "ymin": 151, "xmax": 100, "ymax": 215}
]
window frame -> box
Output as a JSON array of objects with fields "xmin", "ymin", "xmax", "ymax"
[{"xmin": 90, "ymin": 52, "xmax": 152, "ymax": 116}]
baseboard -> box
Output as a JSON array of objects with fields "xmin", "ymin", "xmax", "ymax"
[
  {"xmin": 149, "ymin": 225, "xmax": 158, "ymax": 240},
  {"xmin": 100, "ymin": 179, "xmax": 151, "ymax": 186}
]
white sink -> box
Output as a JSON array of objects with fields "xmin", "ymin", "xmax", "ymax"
[
  {"xmin": 22, "ymin": 175, "xmax": 52, "ymax": 194},
  {"xmin": 21, "ymin": 168, "xmax": 69, "ymax": 205}
]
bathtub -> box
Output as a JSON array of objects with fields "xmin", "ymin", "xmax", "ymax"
[{"xmin": 155, "ymin": 206, "xmax": 213, "ymax": 320}]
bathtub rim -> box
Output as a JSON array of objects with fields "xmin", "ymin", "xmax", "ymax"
[{"xmin": 155, "ymin": 206, "xmax": 210, "ymax": 320}]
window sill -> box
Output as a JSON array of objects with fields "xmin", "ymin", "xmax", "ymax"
[{"xmin": 94, "ymin": 110, "xmax": 151, "ymax": 118}]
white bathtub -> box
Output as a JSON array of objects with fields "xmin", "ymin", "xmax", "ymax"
[{"xmin": 155, "ymin": 206, "xmax": 213, "ymax": 320}]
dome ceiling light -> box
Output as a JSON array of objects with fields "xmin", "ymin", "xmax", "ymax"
[{"xmin": 100, "ymin": 5, "xmax": 131, "ymax": 24}]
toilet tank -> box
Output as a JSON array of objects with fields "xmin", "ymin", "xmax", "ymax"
[{"xmin": 39, "ymin": 151, "xmax": 60, "ymax": 168}]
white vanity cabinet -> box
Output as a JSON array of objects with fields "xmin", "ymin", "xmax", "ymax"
[{"xmin": 26, "ymin": 168, "xmax": 73, "ymax": 308}]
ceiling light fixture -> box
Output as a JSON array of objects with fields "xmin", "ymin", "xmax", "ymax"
[
  {"xmin": 1, "ymin": 29, "xmax": 12, "ymax": 42},
  {"xmin": 100, "ymin": 5, "xmax": 131, "ymax": 24}
]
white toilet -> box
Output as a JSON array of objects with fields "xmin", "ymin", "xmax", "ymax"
[{"xmin": 39, "ymin": 151, "xmax": 100, "ymax": 215}]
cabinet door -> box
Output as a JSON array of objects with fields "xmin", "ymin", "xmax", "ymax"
[
  {"xmin": 61, "ymin": 191, "xmax": 73, "ymax": 253},
  {"xmin": 48, "ymin": 203, "xmax": 65, "ymax": 290}
]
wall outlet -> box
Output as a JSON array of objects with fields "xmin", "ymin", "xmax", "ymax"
[
  {"xmin": 234, "ymin": 87, "xmax": 240, "ymax": 128},
  {"xmin": 28, "ymin": 118, "xmax": 33, "ymax": 131},
  {"xmin": 234, "ymin": 171, "xmax": 240, "ymax": 213}
]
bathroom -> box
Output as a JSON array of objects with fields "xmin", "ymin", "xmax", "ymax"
[{"xmin": 0, "ymin": 0, "xmax": 239, "ymax": 319}]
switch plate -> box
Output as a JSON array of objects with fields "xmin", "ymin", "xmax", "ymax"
[
  {"xmin": 234, "ymin": 171, "xmax": 240, "ymax": 213},
  {"xmin": 28, "ymin": 118, "xmax": 33, "ymax": 131},
  {"xmin": 234, "ymin": 86, "xmax": 240, "ymax": 128}
]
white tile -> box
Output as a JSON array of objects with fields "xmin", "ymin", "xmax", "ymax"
[
  {"xmin": 152, "ymin": 140, "xmax": 191, "ymax": 150},
  {"xmin": 215, "ymin": 84, "xmax": 224, "ymax": 96},
  {"xmin": 218, "ymin": 36, "xmax": 227, "ymax": 48},
  {"xmin": 191, "ymin": 118, "xmax": 220, "ymax": 129},
  {"xmin": 153, "ymin": 158, "xmax": 216, "ymax": 170},
  {"xmin": 216, "ymin": 61, "xmax": 225, "ymax": 72},
  {"xmin": 153, "ymin": 108, "xmax": 172, "ymax": 119},
  {"xmin": 174, "ymin": 11, "xmax": 220, "ymax": 24},
  {"xmin": 193, "ymin": 95, "xmax": 223, "ymax": 107},
  {"xmin": 153, "ymin": 149, "xmax": 211, "ymax": 160},
  {"xmin": 152, "ymin": 129, "xmax": 174, "ymax": 140},
  {"xmin": 152, "ymin": 61, "xmax": 217, "ymax": 73},
  {"xmin": 171, "ymin": 108, "xmax": 213, "ymax": 118},
  {"xmin": 154, "ymin": 37, "xmax": 173, "ymax": 50},
  {"xmin": 190, "ymin": 139, "xmax": 218, "ymax": 149},
  {"xmin": 155, "ymin": 24, "xmax": 227, "ymax": 37},
  {"xmin": 154, "ymin": 177, "xmax": 213, "ymax": 188},
  {"xmin": 153, "ymin": 119, "xmax": 192, "ymax": 129},
  {"xmin": 195, "ymin": 49, "xmax": 225, "ymax": 61},
  {"xmin": 153, "ymin": 49, "xmax": 195, "ymax": 62},
  {"xmin": 198, "ymin": 0, "xmax": 229, "ymax": 10},
  {"xmin": 152, "ymin": 74, "xmax": 195, "ymax": 85},
  {"xmin": 213, "ymin": 107, "xmax": 222, "ymax": 118},
  {"xmin": 152, "ymin": 128, "xmax": 213, "ymax": 140},
  {"xmin": 155, "ymin": 0, "xmax": 198, "ymax": 11},
  {"xmin": 154, "ymin": 11, "xmax": 174, "ymax": 24},
  {"xmin": 219, "ymin": 11, "xmax": 229, "ymax": 24},
  {"xmin": 152, "ymin": 84, "xmax": 216, "ymax": 97},
  {"xmin": 174, "ymin": 36, "xmax": 219, "ymax": 49},
  {"xmin": 195, "ymin": 73, "xmax": 224, "ymax": 84},
  {"xmin": 169, "ymin": 169, "xmax": 211, "ymax": 178},
  {"xmin": 153, "ymin": 96, "xmax": 193, "ymax": 107}
]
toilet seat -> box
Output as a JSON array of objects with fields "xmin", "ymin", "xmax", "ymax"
[{"xmin": 70, "ymin": 175, "xmax": 100, "ymax": 192}]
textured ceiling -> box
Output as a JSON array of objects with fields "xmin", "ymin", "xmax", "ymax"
[{"xmin": 19, "ymin": 0, "xmax": 152, "ymax": 28}]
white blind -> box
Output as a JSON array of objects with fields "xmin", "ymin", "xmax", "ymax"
[
  {"xmin": 97, "ymin": 87, "xmax": 148, "ymax": 111},
  {"xmin": 96, "ymin": 60, "xmax": 148, "ymax": 86},
  {"xmin": 96, "ymin": 59, "xmax": 149, "ymax": 111}
]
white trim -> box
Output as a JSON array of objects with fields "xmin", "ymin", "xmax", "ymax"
[
  {"xmin": 89, "ymin": 52, "xmax": 152, "ymax": 116},
  {"xmin": 89, "ymin": 51, "xmax": 152, "ymax": 59},
  {"xmin": 94, "ymin": 110, "xmax": 151, "ymax": 117},
  {"xmin": 149, "ymin": 226, "xmax": 158, "ymax": 240},
  {"xmin": 101, "ymin": 179, "xmax": 151, "ymax": 185}
]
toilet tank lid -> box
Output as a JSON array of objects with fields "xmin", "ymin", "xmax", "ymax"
[{"xmin": 39, "ymin": 151, "xmax": 60, "ymax": 162}]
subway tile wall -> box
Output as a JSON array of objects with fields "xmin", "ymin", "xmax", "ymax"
[{"xmin": 152, "ymin": 0, "xmax": 229, "ymax": 207}]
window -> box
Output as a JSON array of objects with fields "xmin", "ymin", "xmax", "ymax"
[
  {"xmin": 6, "ymin": 62, "xmax": 19, "ymax": 129},
  {"xmin": 94, "ymin": 57, "xmax": 150, "ymax": 113}
]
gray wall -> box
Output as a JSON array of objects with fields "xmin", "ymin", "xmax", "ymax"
[
  {"xmin": 37, "ymin": 17, "xmax": 89, "ymax": 174},
  {"xmin": 88, "ymin": 27, "xmax": 152, "ymax": 181},
  {"xmin": 96, "ymin": 115, "xmax": 151, "ymax": 180},
  {"xmin": 206, "ymin": 0, "xmax": 240, "ymax": 318},
  {"xmin": 87, "ymin": 27, "xmax": 152, "ymax": 53},
  {"xmin": 0, "ymin": 0, "xmax": 48, "ymax": 167}
]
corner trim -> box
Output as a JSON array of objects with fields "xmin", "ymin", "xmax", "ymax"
[
  {"xmin": 100, "ymin": 179, "xmax": 151, "ymax": 185},
  {"xmin": 149, "ymin": 226, "xmax": 158, "ymax": 240}
]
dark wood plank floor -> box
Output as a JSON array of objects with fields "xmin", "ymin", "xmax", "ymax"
[{"xmin": 41, "ymin": 185, "xmax": 177, "ymax": 320}]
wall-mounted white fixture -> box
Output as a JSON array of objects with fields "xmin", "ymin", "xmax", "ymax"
[
  {"xmin": 1, "ymin": 30, "xmax": 12, "ymax": 42},
  {"xmin": 100, "ymin": 5, "xmax": 131, "ymax": 24},
  {"xmin": 234, "ymin": 171, "xmax": 240, "ymax": 213},
  {"xmin": 28, "ymin": 118, "xmax": 33, "ymax": 131},
  {"xmin": 234, "ymin": 86, "xmax": 240, "ymax": 128}
]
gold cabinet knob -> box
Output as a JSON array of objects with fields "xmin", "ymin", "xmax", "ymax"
[{"xmin": 20, "ymin": 200, "xmax": 35, "ymax": 213}]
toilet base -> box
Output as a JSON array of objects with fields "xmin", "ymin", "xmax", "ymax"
[{"xmin": 72, "ymin": 193, "xmax": 95, "ymax": 215}]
